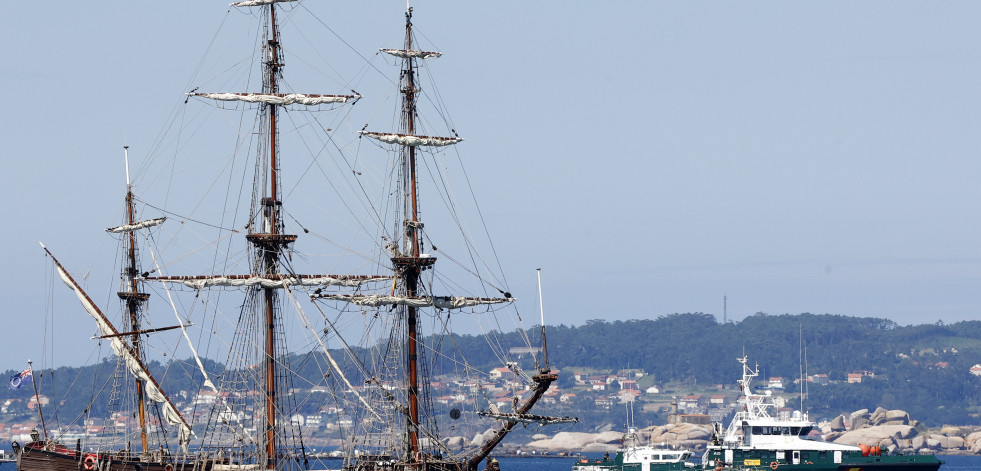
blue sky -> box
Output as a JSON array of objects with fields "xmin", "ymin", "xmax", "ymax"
[{"xmin": 2, "ymin": 2, "xmax": 980, "ymax": 372}]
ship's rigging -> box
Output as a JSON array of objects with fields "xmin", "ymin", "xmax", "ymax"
[{"xmin": 25, "ymin": 3, "xmax": 573, "ymax": 471}]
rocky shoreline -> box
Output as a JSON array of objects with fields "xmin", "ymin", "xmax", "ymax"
[{"xmin": 448, "ymin": 408, "xmax": 981, "ymax": 456}]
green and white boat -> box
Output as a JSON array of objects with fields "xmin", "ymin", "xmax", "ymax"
[
  {"xmin": 572, "ymin": 406, "xmax": 694, "ymax": 471},
  {"xmin": 701, "ymin": 356, "xmax": 942, "ymax": 471},
  {"xmin": 573, "ymin": 444, "xmax": 693, "ymax": 471}
]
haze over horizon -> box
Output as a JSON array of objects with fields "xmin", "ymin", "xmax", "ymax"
[{"xmin": 2, "ymin": 1, "xmax": 980, "ymax": 372}]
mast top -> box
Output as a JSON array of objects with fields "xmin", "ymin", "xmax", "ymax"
[{"xmin": 123, "ymin": 145, "xmax": 131, "ymax": 188}]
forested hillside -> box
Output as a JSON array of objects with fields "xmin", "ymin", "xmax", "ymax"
[
  {"xmin": 5, "ymin": 313, "xmax": 981, "ymax": 427},
  {"xmin": 420, "ymin": 312, "xmax": 981, "ymax": 424}
]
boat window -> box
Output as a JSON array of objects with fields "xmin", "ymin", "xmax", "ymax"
[
  {"xmin": 801, "ymin": 453, "xmax": 810, "ymax": 460},
  {"xmin": 818, "ymin": 453, "xmax": 826, "ymax": 460},
  {"xmin": 781, "ymin": 427, "xmax": 790, "ymax": 435},
  {"xmin": 791, "ymin": 427, "xmax": 801, "ymax": 435},
  {"xmin": 801, "ymin": 426, "xmax": 812, "ymax": 436},
  {"xmin": 752, "ymin": 426, "xmax": 762, "ymax": 434}
]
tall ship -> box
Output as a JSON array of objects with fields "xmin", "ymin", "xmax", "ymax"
[
  {"xmin": 16, "ymin": 165, "xmax": 193, "ymax": 471},
  {"xmin": 15, "ymin": 2, "xmax": 571, "ymax": 471},
  {"xmin": 701, "ymin": 356, "xmax": 942, "ymax": 471}
]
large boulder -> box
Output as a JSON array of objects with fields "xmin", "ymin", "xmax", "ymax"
[
  {"xmin": 875, "ymin": 437, "xmax": 898, "ymax": 451},
  {"xmin": 880, "ymin": 410, "xmax": 910, "ymax": 426},
  {"xmin": 834, "ymin": 428, "xmax": 884, "ymax": 446},
  {"xmin": 829, "ymin": 415, "xmax": 847, "ymax": 432},
  {"xmin": 879, "ymin": 425, "xmax": 916, "ymax": 440},
  {"xmin": 823, "ymin": 431, "xmax": 843, "ymax": 442},
  {"xmin": 869, "ymin": 407, "xmax": 889, "ymax": 425},
  {"xmin": 895, "ymin": 438, "xmax": 913, "ymax": 453},
  {"xmin": 849, "ymin": 410, "xmax": 870, "ymax": 431},
  {"xmin": 965, "ymin": 431, "xmax": 981, "ymax": 451},
  {"xmin": 833, "ymin": 425, "xmax": 913, "ymax": 446},
  {"xmin": 944, "ymin": 436, "xmax": 965, "ymax": 450},
  {"xmin": 525, "ymin": 431, "xmax": 597, "ymax": 450},
  {"xmin": 928, "ymin": 434, "xmax": 965, "ymax": 450},
  {"xmin": 939, "ymin": 426, "xmax": 964, "ymax": 437},
  {"xmin": 646, "ymin": 423, "xmax": 711, "ymax": 448}
]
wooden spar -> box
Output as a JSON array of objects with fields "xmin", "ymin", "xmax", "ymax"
[
  {"xmin": 144, "ymin": 274, "xmax": 388, "ymax": 283},
  {"xmin": 95, "ymin": 323, "xmax": 188, "ymax": 339},
  {"xmin": 466, "ymin": 370, "xmax": 557, "ymax": 471}
]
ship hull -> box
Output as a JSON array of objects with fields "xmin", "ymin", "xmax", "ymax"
[
  {"xmin": 571, "ymin": 449, "xmax": 692, "ymax": 471},
  {"xmin": 702, "ymin": 449, "xmax": 942, "ymax": 471},
  {"xmin": 16, "ymin": 442, "xmax": 193, "ymax": 471}
]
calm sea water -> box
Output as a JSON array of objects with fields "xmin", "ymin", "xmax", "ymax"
[{"xmin": 1, "ymin": 456, "xmax": 979, "ymax": 471}]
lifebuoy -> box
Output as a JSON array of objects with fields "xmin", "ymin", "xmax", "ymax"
[
  {"xmin": 770, "ymin": 462, "xmax": 779, "ymax": 470},
  {"xmin": 83, "ymin": 454, "xmax": 97, "ymax": 471},
  {"xmin": 165, "ymin": 464, "xmax": 174, "ymax": 471}
]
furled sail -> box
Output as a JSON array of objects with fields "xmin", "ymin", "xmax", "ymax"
[
  {"xmin": 106, "ymin": 217, "xmax": 166, "ymax": 234},
  {"xmin": 359, "ymin": 131, "xmax": 463, "ymax": 147},
  {"xmin": 231, "ymin": 0, "xmax": 295, "ymax": 7},
  {"xmin": 192, "ymin": 92, "xmax": 359, "ymax": 106},
  {"xmin": 148, "ymin": 274, "xmax": 390, "ymax": 290},
  {"xmin": 380, "ymin": 48, "xmax": 442, "ymax": 59},
  {"xmin": 309, "ymin": 293, "xmax": 512, "ymax": 309},
  {"xmin": 45, "ymin": 248, "xmax": 191, "ymax": 447}
]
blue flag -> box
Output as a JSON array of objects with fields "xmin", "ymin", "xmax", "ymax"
[{"xmin": 9, "ymin": 368, "xmax": 31, "ymax": 390}]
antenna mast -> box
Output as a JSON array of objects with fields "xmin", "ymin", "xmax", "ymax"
[
  {"xmin": 537, "ymin": 268, "xmax": 549, "ymax": 369},
  {"xmin": 27, "ymin": 359, "xmax": 47, "ymax": 440}
]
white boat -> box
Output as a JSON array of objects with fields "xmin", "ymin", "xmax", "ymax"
[{"xmin": 700, "ymin": 356, "xmax": 941, "ymax": 471}]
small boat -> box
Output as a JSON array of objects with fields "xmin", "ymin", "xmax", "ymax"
[
  {"xmin": 572, "ymin": 445, "xmax": 693, "ymax": 471},
  {"xmin": 700, "ymin": 356, "xmax": 942, "ymax": 471},
  {"xmin": 573, "ymin": 405, "xmax": 694, "ymax": 471}
]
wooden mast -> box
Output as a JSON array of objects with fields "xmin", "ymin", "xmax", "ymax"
[
  {"xmin": 401, "ymin": 6, "xmax": 423, "ymax": 460},
  {"xmin": 118, "ymin": 145, "xmax": 150, "ymax": 454},
  {"xmin": 240, "ymin": 4, "xmax": 292, "ymax": 469}
]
